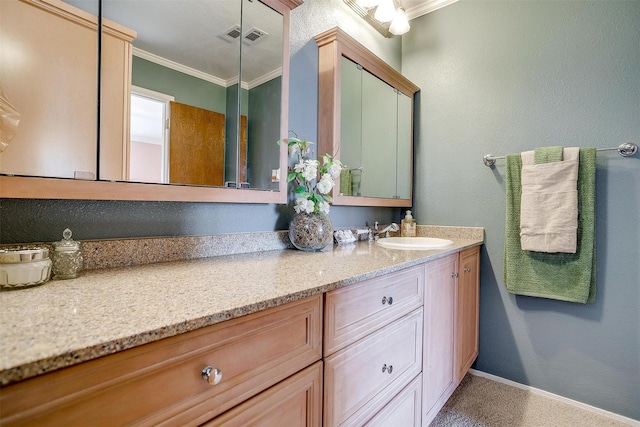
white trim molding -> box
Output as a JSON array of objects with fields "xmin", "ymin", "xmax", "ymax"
[
  {"xmin": 133, "ymin": 47, "xmax": 228, "ymax": 87},
  {"xmin": 405, "ymin": 0, "xmax": 459, "ymax": 20},
  {"xmin": 469, "ymin": 369, "xmax": 640, "ymax": 426}
]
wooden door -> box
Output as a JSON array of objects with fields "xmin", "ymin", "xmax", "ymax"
[
  {"xmin": 422, "ymin": 254, "xmax": 458, "ymax": 426},
  {"xmin": 169, "ymin": 101, "xmax": 225, "ymax": 186},
  {"xmin": 239, "ymin": 115, "xmax": 247, "ymax": 184},
  {"xmin": 457, "ymin": 246, "xmax": 480, "ymax": 383}
]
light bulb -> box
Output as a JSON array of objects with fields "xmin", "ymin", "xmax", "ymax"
[
  {"xmin": 389, "ymin": 7, "xmax": 410, "ymax": 35},
  {"xmin": 373, "ymin": 0, "xmax": 396, "ymax": 23}
]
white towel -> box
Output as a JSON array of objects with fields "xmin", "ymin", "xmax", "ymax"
[{"xmin": 520, "ymin": 147, "xmax": 579, "ymax": 253}]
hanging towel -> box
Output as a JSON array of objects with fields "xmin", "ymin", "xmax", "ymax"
[
  {"xmin": 504, "ymin": 148, "xmax": 596, "ymax": 303},
  {"xmin": 534, "ymin": 146, "xmax": 564, "ymax": 164},
  {"xmin": 520, "ymin": 147, "xmax": 579, "ymax": 253}
]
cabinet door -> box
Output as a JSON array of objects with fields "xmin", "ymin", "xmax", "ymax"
[
  {"xmin": 457, "ymin": 246, "xmax": 480, "ymax": 383},
  {"xmin": 422, "ymin": 254, "xmax": 458, "ymax": 426},
  {"xmin": 365, "ymin": 373, "xmax": 422, "ymax": 427},
  {"xmin": 204, "ymin": 361, "xmax": 322, "ymax": 427},
  {"xmin": 361, "ymin": 70, "xmax": 398, "ymax": 198},
  {"xmin": 340, "ymin": 56, "xmax": 363, "ymax": 179},
  {"xmin": 324, "ymin": 309, "xmax": 423, "ymax": 427}
]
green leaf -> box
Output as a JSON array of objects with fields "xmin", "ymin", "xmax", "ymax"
[
  {"xmin": 287, "ymin": 172, "xmax": 297, "ymax": 182},
  {"xmin": 294, "ymin": 185, "xmax": 306, "ymax": 194}
]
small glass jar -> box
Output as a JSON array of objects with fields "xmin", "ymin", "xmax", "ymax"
[
  {"xmin": 0, "ymin": 247, "xmax": 52, "ymax": 289},
  {"xmin": 51, "ymin": 229, "xmax": 83, "ymax": 280}
]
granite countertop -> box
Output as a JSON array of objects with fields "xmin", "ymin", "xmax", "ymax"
[{"xmin": 0, "ymin": 234, "xmax": 483, "ymax": 386}]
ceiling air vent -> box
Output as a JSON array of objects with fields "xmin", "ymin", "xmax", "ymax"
[
  {"xmin": 243, "ymin": 27, "xmax": 268, "ymax": 44},
  {"xmin": 221, "ymin": 24, "xmax": 241, "ymax": 42}
]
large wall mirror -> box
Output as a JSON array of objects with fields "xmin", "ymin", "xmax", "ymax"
[
  {"xmin": 315, "ymin": 27, "xmax": 419, "ymax": 208},
  {"xmin": 0, "ymin": 0, "xmax": 300, "ymax": 202}
]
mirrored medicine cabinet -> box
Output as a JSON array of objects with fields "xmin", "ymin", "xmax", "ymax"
[
  {"xmin": 315, "ymin": 27, "xmax": 419, "ymax": 208},
  {"xmin": 0, "ymin": 0, "xmax": 301, "ymax": 203}
]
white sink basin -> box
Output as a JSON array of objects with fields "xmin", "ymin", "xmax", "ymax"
[{"xmin": 375, "ymin": 237, "xmax": 454, "ymax": 250}]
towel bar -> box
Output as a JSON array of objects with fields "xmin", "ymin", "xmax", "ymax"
[{"xmin": 483, "ymin": 142, "xmax": 638, "ymax": 167}]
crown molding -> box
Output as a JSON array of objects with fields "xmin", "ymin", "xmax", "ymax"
[{"xmin": 405, "ymin": 0, "xmax": 459, "ymax": 20}]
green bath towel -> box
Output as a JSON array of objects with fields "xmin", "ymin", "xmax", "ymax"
[
  {"xmin": 534, "ymin": 146, "xmax": 563, "ymax": 163},
  {"xmin": 504, "ymin": 148, "xmax": 596, "ymax": 303}
]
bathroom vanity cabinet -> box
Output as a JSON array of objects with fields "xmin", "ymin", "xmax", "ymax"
[
  {"xmin": 0, "ymin": 244, "xmax": 481, "ymax": 427},
  {"xmin": 0, "ymin": 296, "xmax": 323, "ymax": 426},
  {"xmin": 422, "ymin": 246, "xmax": 480, "ymax": 426},
  {"xmin": 457, "ymin": 247, "xmax": 481, "ymax": 383},
  {"xmin": 323, "ymin": 265, "xmax": 425, "ymax": 426},
  {"xmin": 323, "ymin": 246, "xmax": 480, "ymax": 426}
]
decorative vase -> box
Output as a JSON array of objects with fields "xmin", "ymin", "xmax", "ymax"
[{"xmin": 288, "ymin": 212, "xmax": 334, "ymax": 252}]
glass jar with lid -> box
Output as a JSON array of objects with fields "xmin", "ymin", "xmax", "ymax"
[
  {"xmin": 0, "ymin": 247, "xmax": 52, "ymax": 289},
  {"xmin": 51, "ymin": 228, "xmax": 83, "ymax": 279}
]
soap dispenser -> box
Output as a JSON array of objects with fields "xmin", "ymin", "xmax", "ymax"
[
  {"xmin": 51, "ymin": 228, "xmax": 83, "ymax": 279},
  {"xmin": 401, "ymin": 210, "xmax": 416, "ymax": 237}
]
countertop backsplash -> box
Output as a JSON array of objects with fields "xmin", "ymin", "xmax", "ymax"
[{"xmin": 1, "ymin": 225, "xmax": 484, "ymax": 271}]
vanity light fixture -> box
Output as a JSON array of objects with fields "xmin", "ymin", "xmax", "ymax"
[
  {"xmin": 373, "ymin": 0, "xmax": 396, "ymax": 23},
  {"xmin": 345, "ymin": 0, "xmax": 411, "ymax": 37},
  {"xmin": 389, "ymin": 7, "xmax": 410, "ymax": 35}
]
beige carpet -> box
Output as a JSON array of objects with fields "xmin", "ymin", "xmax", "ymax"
[{"xmin": 430, "ymin": 374, "xmax": 634, "ymax": 427}]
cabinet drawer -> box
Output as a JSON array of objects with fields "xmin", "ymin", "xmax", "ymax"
[
  {"xmin": 324, "ymin": 308, "xmax": 423, "ymax": 427},
  {"xmin": 365, "ymin": 373, "xmax": 422, "ymax": 427},
  {"xmin": 205, "ymin": 361, "xmax": 323, "ymax": 427},
  {"xmin": 0, "ymin": 295, "xmax": 322, "ymax": 427},
  {"xmin": 324, "ymin": 264, "xmax": 424, "ymax": 355}
]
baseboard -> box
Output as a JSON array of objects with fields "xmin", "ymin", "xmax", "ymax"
[{"xmin": 469, "ymin": 369, "xmax": 639, "ymax": 426}]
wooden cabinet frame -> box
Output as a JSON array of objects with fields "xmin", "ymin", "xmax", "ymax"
[{"xmin": 314, "ymin": 27, "xmax": 419, "ymax": 207}]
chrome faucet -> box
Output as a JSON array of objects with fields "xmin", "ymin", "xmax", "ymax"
[{"xmin": 372, "ymin": 221, "xmax": 399, "ymax": 240}]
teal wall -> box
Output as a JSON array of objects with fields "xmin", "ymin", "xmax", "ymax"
[
  {"xmin": 403, "ymin": 1, "xmax": 639, "ymax": 420},
  {"xmin": 132, "ymin": 56, "xmax": 227, "ymax": 113},
  {"xmin": 248, "ymin": 77, "xmax": 281, "ymax": 190}
]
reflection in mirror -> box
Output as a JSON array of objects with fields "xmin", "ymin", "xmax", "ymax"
[
  {"xmin": 240, "ymin": 0, "xmax": 283, "ymax": 192},
  {"xmin": 340, "ymin": 56, "xmax": 412, "ymax": 199},
  {"xmin": 0, "ymin": 0, "xmax": 99, "ymax": 179},
  {"xmin": 99, "ymin": 0, "xmax": 284, "ymax": 191},
  {"xmin": 99, "ymin": 0, "xmax": 241, "ymax": 187}
]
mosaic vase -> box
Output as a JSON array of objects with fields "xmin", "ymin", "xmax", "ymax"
[{"xmin": 288, "ymin": 212, "xmax": 334, "ymax": 252}]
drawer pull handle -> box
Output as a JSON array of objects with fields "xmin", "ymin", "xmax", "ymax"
[
  {"xmin": 382, "ymin": 364, "xmax": 393, "ymax": 374},
  {"xmin": 202, "ymin": 366, "xmax": 223, "ymax": 386},
  {"xmin": 464, "ymin": 267, "xmax": 472, "ymax": 273},
  {"xmin": 381, "ymin": 296, "xmax": 394, "ymax": 305},
  {"xmin": 451, "ymin": 272, "xmax": 459, "ymax": 278}
]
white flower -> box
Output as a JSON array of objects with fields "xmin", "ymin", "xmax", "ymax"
[
  {"xmin": 293, "ymin": 160, "xmax": 305, "ymax": 173},
  {"xmin": 327, "ymin": 162, "xmax": 342, "ymax": 179},
  {"xmin": 317, "ymin": 200, "xmax": 330, "ymax": 214},
  {"xmin": 301, "ymin": 160, "xmax": 318, "ymax": 181},
  {"xmin": 316, "ymin": 174, "xmax": 334, "ymax": 194},
  {"xmin": 294, "ymin": 197, "xmax": 315, "ymax": 214},
  {"xmin": 288, "ymin": 144, "xmax": 299, "ymax": 156}
]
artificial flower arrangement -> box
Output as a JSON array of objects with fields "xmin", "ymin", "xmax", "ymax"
[{"xmin": 278, "ymin": 133, "xmax": 342, "ymax": 215}]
